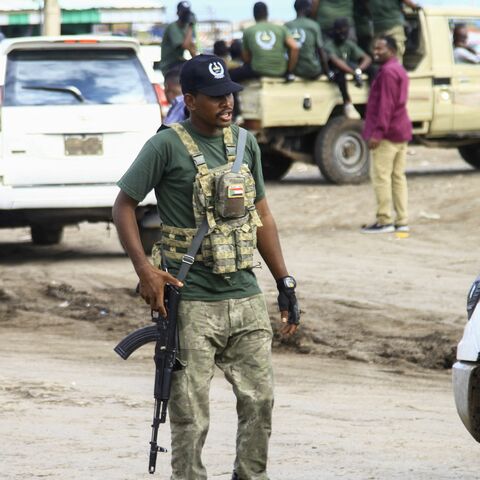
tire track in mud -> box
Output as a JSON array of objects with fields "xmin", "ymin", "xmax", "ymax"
[{"xmin": 1, "ymin": 279, "xmax": 457, "ymax": 371}]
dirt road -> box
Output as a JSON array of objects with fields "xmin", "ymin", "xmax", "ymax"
[{"xmin": 1, "ymin": 147, "xmax": 479, "ymax": 479}]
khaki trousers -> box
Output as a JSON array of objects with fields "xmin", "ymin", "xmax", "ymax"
[
  {"xmin": 370, "ymin": 140, "xmax": 408, "ymax": 226},
  {"xmin": 377, "ymin": 24, "xmax": 406, "ymax": 61},
  {"xmin": 169, "ymin": 294, "xmax": 274, "ymax": 480}
]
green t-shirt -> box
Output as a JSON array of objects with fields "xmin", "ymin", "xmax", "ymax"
[
  {"xmin": 117, "ymin": 121, "xmax": 266, "ymax": 301},
  {"xmin": 159, "ymin": 21, "xmax": 187, "ymax": 74},
  {"xmin": 285, "ymin": 17, "xmax": 323, "ymax": 79},
  {"xmin": 324, "ymin": 38, "xmax": 365, "ymax": 64},
  {"xmin": 242, "ymin": 21, "xmax": 291, "ymax": 77},
  {"xmin": 369, "ymin": 0, "xmax": 404, "ymax": 33},
  {"xmin": 316, "ymin": 0, "xmax": 354, "ymax": 32}
]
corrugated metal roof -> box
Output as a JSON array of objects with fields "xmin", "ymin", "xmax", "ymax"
[{"xmin": 0, "ymin": 1, "xmax": 164, "ymax": 11}]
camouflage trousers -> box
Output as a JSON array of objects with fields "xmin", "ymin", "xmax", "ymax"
[{"xmin": 169, "ymin": 293, "xmax": 274, "ymax": 480}]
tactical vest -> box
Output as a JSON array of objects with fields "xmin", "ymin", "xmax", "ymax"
[{"xmin": 152, "ymin": 123, "xmax": 263, "ymax": 275}]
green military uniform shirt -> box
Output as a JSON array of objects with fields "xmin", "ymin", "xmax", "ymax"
[
  {"xmin": 285, "ymin": 16, "xmax": 323, "ymax": 79},
  {"xmin": 242, "ymin": 21, "xmax": 291, "ymax": 77},
  {"xmin": 369, "ymin": 0, "xmax": 404, "ymax": 33},
  {"xmin": 316, "ymin": 0, "xmax": 354, "ymax": 33},
  {"xmin": 117, "ymin": 121, "xmax": 266, "ymax": 301},
  {"xmin": 324, "ymin": 38, "xmax": 365, "ymax": 63},
  {"xmin": 159, "ymin": 21, "xmax": 188, "ymax": 74}
]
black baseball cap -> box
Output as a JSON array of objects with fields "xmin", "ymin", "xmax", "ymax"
[
  {"xmin": 180, "ymin": 55, "xmax": 243, "ymax": 96},
  {"xmin": 177, "ymin": 1, "xmax": 191, "ymax": 14}
]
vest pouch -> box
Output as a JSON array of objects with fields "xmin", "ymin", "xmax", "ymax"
[
  {"xmin": 210, "ymin": 228, "xmax": 237, "ymax": 274},
  {"xmin": 235, "ymin": 224, "xmax": 256, "ymax": 270},
  {"xmin": 215, "ymin": 172, "xmax": 247, "ymax": 219}
]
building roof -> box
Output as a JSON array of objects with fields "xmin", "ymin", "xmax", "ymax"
[{"xmin": 0, "ymin": 1, "xmax": 164, "ymax": 11}]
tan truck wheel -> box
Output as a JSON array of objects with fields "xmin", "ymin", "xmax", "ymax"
[
  {"xmin": 458, "ymin": 144, "xmax": 480, "ymax": 169},
  {"xmin": 260, "ymin": 150, "xmax": 293, "ymax": 181},
  {"xmin": 314, "ymin": 116, "xmax": 369, "ymax": 184}
]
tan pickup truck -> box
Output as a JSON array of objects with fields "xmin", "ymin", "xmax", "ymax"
[{"xmin": 238, "ymin": 7, "xmax": 480, "ymax": 183}]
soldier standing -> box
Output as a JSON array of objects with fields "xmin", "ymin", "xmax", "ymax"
[
  {"xmin": 112, "ymin": 54, "xmax": 300, "ymax": 480},
  {"xmin": 159, "ymin": 1, "xmax": 197, "ymax": 76}
]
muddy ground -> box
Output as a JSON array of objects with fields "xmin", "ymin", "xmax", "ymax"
[{"xmin": 1, "ymin": 147, "xmax": 479, "ymax": 479}]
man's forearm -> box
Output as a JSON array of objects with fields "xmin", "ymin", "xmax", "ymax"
[
  {"xmin": 256, "ymin": 209, "xmax": 288, "ymax": 280},
  {"xmin": 319, "ymin": 47, "xmax": 331, "ymax": 76},
  {"xmin": 358, "ymin": 55, "xmax": 372, "ymax": 71},
  {"xmin": 182, "ymin": 26, "xmax": 196, "ymax": 55},
  {"xmin": 287, "ymin": 47, "xmax": 299, "ymax": 73},
  {"xmin": 330, "ymin": 56, "xmax": 355, "ymax": 74}
]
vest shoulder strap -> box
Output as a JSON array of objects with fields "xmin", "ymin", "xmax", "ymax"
[
  {"xmin": 170, "ymin": 123, "xmax": 209, "ymax": 175},
  {"xmin": 170, "ymin": 123, "xmax": 236, "ymax": 173},
  {"xmin": 223, "ymin": 126, "xmax": 236, "ymax": 162}
]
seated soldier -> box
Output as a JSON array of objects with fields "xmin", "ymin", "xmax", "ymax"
[
  {"xmin": 453, "ymin": 24, "xmax": 480, "ymax": 64},
  {"xmin": 229, "ymin": 39, "xmax": 244, "ymax": 68},
  {"xmin": 230, "ymin": 1, "xmax": 299, "ymax": 82},
  {"xmin": 325, "ymin": 17, "xmax": 372, "ymax": 119},
  {"xmin": 285, "ymin": 0, "xmax": 332, "ymax": 81}
]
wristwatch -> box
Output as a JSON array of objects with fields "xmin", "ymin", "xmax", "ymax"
[
  {"xmin": 277, "ymin": 276, "xmax": 297, "ymax": 289},
  {"xmin": 354, "ymin": 68, "xmax": 362, "ymax": 75}
]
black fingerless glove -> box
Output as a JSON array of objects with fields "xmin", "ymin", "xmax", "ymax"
[{"xmin": 276, "ymin": 276, "xmax": 300, "ymax": 325}]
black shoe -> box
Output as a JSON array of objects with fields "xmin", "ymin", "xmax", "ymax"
[
  {"xmin": 361, "ymin": 222, "xmax": 395, "ymax": 234},
  {"xmin": 232, "ymin": 473, "xmax": 239, "ymax": 480}
]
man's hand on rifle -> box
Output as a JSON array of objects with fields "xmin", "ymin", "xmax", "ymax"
[
  {"xmin": 137, "ymin": 264, "xmax": 183, "ymax": 316},
  {"xmin": 276, "ymin": 276, "xmax": 300, "ymax": 337}
]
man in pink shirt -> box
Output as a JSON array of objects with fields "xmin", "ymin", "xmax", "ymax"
[{"xmin": 362, "ymin": 35, "xmax": 412, "ymax": 234}]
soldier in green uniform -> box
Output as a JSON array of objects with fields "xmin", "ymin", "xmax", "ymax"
[
  {"xmin": 285, "ymin": 0, "xmax": 331, "ymax": 80},
  {"xmin": 159, "ymin": 1, "xmax": 197, "ymax": 76},
  {"xmin": 112, "ymin": 54, "xmax": 300, "ymax": 480},
  {"xmin": 368, "ymin": 0, "xmax": 420, "ymax": 60},
  {"xmin": 325, "ymin": 17, "xmax": 372, "ymax": 119},
  {"xmin": 353, "ymin": 0, "xmax": 373, "ymax": 55},
  {"xmin": 311, "ymin": 0, "xmax": 354, "ymax": 38},
  {"xmin": 230, "ymin": 2, "xmax": 299, "ymax": 82}
]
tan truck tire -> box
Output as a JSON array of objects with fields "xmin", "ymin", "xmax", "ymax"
[
  {"xmin": 314, "ymin": 116, "xmax": 369, "ymax": 184},
  {"xmin": 260, "ymin": 149, "xmax": 293, "ymax": 181},
  {"xmin": 458, "ymin": 144, "xmax": 480, "ymax": 169}
]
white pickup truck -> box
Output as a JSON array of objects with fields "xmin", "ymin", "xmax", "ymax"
[{"xmin": 0, "ymin": 36, "xmax": 163, "ymax": 250}]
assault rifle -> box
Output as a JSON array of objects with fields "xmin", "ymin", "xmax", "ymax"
[{"xmin": 114, "ymin": 284, "xmax": 182, "ymax": 474}]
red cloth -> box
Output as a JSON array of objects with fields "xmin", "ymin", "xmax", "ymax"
[{"xmin": 363, "ymin": 58, "xmax": 412, "ymax": 143}]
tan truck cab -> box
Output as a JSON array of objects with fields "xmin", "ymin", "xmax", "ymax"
[{"xmin": 238, "ymin": 7, "xmax": 480, "ymax": 183}]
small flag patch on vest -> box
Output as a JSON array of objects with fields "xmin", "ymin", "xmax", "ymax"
[{"xmin": 227, "ymin": 184, "xmax": 245, "ymax": 198}]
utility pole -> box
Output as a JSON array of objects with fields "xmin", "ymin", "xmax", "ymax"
[{"xmin": 43, "ymin": 0, "xmax": 61, "ymax": 36}]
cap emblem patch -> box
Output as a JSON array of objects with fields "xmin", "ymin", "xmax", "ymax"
[{"xmin": 209, "ymin": 61, "xmax": 225, "ymax": 79}]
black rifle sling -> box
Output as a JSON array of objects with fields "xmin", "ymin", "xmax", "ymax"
[{"xmin": 176, "ymin": 127, "xmax": 248, "ymax": 282}]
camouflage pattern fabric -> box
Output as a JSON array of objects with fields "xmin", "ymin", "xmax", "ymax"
[
  {"xmin": 163, "ymin": 123, "xmax": 262, "ymax": 274},
  {"xmin": 169, "ymin": 294, "xmax": 274, "ymax": 480}
]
